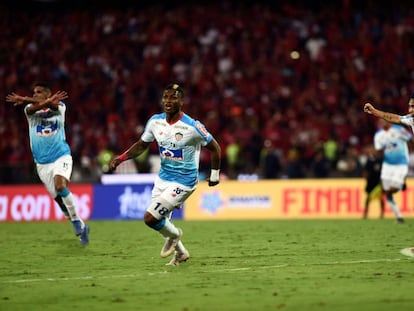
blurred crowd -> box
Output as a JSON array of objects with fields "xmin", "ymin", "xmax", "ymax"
[{"xmin": 1, "ymin": 0, "xmax": 414, "ymax": 183}]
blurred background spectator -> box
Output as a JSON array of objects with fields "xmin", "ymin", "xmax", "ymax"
[{"xmin": 1, "ymin": 0, "xmax": 413, "ymax": 183}]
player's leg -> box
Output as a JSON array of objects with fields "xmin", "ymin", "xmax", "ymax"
[
  {"xmin": 384, "ymin": 190, "xmax": 404, "ymax": 223},
  {"xmin": 53, "ymin": 156, "xmax": 89, "ymax": 244},
  {"xmin": 383, "ymin": 189, "xmax": 403, "ymax": 222},
  {"xmin": 363, "ymin": 193, "xmax": 370, "ymax": 219},
  {"xmin": 144, "ymin": 199, "xmax": 182, "ymax": 257},
  {"xmin": 370, "ymin": 184, "xmax": 383, "ymax": 219},
  {"xmin": 146, "ymin": 179, "xmax": 194, "ymax": 259},
  {"xmin": 381, "ymin": 164, "xmax": 405, "ymax": 222},
  {"xmin": 165, "ymin": 207, "xmax": 190, "ymax": 263},
  {"xmin": 379, "ymin": 194, "xmax": 385, "ymax": 219},
  {"xmin": 54, "ymin": 195, "xmax": 70, "ymax": 219},
  {"xmin": 37, "ymin": 162, "xmax": 69, "ymax": 219}
]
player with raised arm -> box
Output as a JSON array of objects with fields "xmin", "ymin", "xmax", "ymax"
[
  {"xmin": 364, "ymin": 93, "xmax": 414, "ymax": 252},
  {"xmin": 373, "ymin": 119, "xmax": 410, "ymax": 222},
  {"xmin": 364, "ymin": 93, "xmax": 414, "ymax": 129},
  {"xmin": 6, "ymin": 82, "xmax": 90, "ymax": 245},
  {"xmin": 110, "ymin": 83, "xmax": 221, "ymax": 266}
]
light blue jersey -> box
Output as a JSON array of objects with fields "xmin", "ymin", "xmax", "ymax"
[
  {"xmin": 374, "ymin": 124, "xmax": 412, "ymax": 165},
  {"xmin": 24, "ymin": 102, "xmax": 71, "ymax": 164},
  {"xmin": 141, "ymin": 112, "xmax": 212, "ymax": 187}
]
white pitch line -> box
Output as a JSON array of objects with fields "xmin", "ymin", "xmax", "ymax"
[
  {"xmin": 1, "ymin": 256, "xmax": 411, "ymax": 284},
  {"xmin": 1, "ymin": 271, "xmax": 169, "ymax": 284},
  {"xmin": 201, "ymin": 258, "xmax": 407, "ymax": 273}
]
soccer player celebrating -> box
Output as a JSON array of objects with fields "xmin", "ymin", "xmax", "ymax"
[
  {"xmin": 6, "ymin": 82, "xmax": 90, "ymax": 245},
  {"xmin": 365, "ymin": 93, "xmax": 414, "ymax": 253},
  {"xmin": 110, "ymin": 83, "xmax": 221, "ymax": 266},
  {"xmin": 364, "ymin": 93, "xmax": 414, "ymax": 129},
  {"xmin": 373, "ymin": 119, "xmax": 410, "ymax": 222}
]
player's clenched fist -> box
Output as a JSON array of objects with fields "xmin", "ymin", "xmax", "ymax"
[
  {"xmin": 364, "ymin": 103, "xmax": 375, "ymax": 114},
  {"xmin": 109, "ymin": 154, "xmax": 128, "ymax": 172}
]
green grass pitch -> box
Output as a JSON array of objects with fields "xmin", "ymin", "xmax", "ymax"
[{"xmin": 1, "ymin": 219, "xmax": 413, "ymax": 311}]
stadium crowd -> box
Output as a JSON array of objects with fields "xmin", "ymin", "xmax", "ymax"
[{"xmin": 1, "ymin": 0, "xmax": 414, "ymax": 183}]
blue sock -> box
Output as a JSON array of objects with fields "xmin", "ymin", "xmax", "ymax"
[
  {"xmin": 57, "ymin": 188, "xmax": 70, "ymax": 198},
  {"xmin": 149, "ymin": 217, "xmax": 166, "ymax": 231}
]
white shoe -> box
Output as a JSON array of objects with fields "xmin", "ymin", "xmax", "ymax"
[
  {"xmin": 166, "ymin": 250, "xmax": 190, "ymax": 266},
  {"xmin": 160, "ymin": 228, "xmax": 183, "ymax": 258}
]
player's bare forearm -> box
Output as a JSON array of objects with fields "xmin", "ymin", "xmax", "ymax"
[
  {"xmin": 206, "ymin": 138, "xmax": 221, "ymax": 170},
  {"xmin": 120, "ymin": 139, "xmax": 150, "ymax": 160},
  {"xmin": 210, "ymin": 151, "xmax": 221, "ymax": 170},
  {"xmin": 6, "ymin": 93, "xmax": 33, "ymax": 106},
  {"xmin": 26, "ymin": 91, "xmax": 68, "ymax": 114},
  {"xmin": 205, "ymin": 138, "xmax": 221, "ymax": 186},
  {"xmin": 109, "ymin": 139, "xmax": 150, "ymax": 172},
  {"xmin": 124, "ymin": 140, "xmax": 150, "ymax": 158},
  {"xmin": 379, "ymin": 111, "xmax": 402, "ymax": 124},
  {"xmin": 363, "ymin": 103, "xmax": 402, "ymax": 124},
  {"xmin": 206, "ymin": 139, "xmax": 221, "ymax": 184}
]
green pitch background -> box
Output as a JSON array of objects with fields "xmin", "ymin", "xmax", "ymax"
[{"xmin": 1, "ymin": 220, "xmax": 413, "ymax": 311}]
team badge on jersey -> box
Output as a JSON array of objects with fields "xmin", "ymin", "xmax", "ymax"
[{"xmin": 175, "ymin": 132, "xmax": 183, "ymax": 141}]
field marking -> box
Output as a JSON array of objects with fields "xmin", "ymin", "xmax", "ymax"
[
  {"xmin": 1, "ymin": 271, "xmax": 169, "ymax": 284},
  {"xmin": 400, "ymin": 247, "xmax": 414, "ymax": 258},
  {"xmin": 204, "ymin": 258, "xmax": 408, "ymax": 273},
  {"xmin": 1, "ymin": 257, "xmax": 411, "ymax": 284}
]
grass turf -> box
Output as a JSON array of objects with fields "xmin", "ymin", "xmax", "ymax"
[{"xmin": 0, "ymin": 219, "xmax": 413, "ymax": 311}]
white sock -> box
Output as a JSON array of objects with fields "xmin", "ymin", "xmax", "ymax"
[
  {"xmin": 175, "ymin": 241, "xmax": 187, "ymax": 254},
  {"xmin": 387, "ymin": 197, "xmax": 403, "ymax": 219},
  {"xmin": 62, "ymin": 192, "xmax": 84, "ymax": 225},
  {"xmin": 158, "ymin": 218, "xmax": 179, "ymax": 238}
]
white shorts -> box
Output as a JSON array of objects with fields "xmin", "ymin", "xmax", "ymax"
[
  {"xmin": 381, "ymin": 163, "xmax": 408, "ymax": 191},
  {"xmin": 36, "ymin": 155, "xmax": 73, "ymax": 198},
  {"xmin": 147, "ymin": 176, "xmax": 195, "ymax": 219}
]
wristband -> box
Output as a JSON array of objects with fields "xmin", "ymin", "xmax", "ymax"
[
  {"xmin": 210, "ymin": 169, "xmax": 220, "ymax": 182},
  {"xmin": 117, "ymin": 153, "xmax": 129, "ymax": 162}
]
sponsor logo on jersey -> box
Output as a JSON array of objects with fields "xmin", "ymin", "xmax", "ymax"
[
  {"xmin": 159, "ymin": 146, "xmax": 184, "ymax": 160},
  {"xmin": 36, "ymin": 121, "xmax": 58, "ymax": 137}
]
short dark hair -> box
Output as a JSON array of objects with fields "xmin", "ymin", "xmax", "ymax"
[
  {"xmin": 33, "ymin": 81, "xmax": 51, "ymax": 92},
  {"xmin": 165, "ymin": 83, "xmax": 184, "ymax": 98},
  {"xmin": 411, "ymin": 92, "xmax": 414, "ymax": 99}
]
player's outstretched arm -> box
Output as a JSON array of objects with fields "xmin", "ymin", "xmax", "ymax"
[
  {"xmin": 205, "ymin": 138, "xmax": 221, "ymax": 187},
  {"xmin": 47, "ymin": 91, "xmax": 68, "ymax": 108},
  {"xmin": 25, "ymin": 91, "xmax": 68, "ymax": 115},
  {"xmin": 109, "ymin": 139, "xmax": 151, "ymax": 172},
  {"xmin": 363, "ymin": 102, "xmax": 403, "ymax": 125},
  {"xmin": 5, "ymin": 93, "xmax": 34, "ymax": 106}
]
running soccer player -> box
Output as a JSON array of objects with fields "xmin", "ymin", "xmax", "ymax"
[
  {"xmin": 364, "ymin": 93, "xmax": 414, "ymax": 223},
  {"xmin": 110, "ymin": 83, "xmax": 221, "ymax": 266},
  {"xmin": 6, "ymin": 82, "xmax": 90, "ymax": 245}
]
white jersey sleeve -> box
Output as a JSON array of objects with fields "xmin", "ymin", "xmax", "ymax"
[{"xmin": 400, "ymin": 114, "xmax": 414, "ymax": 132}]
